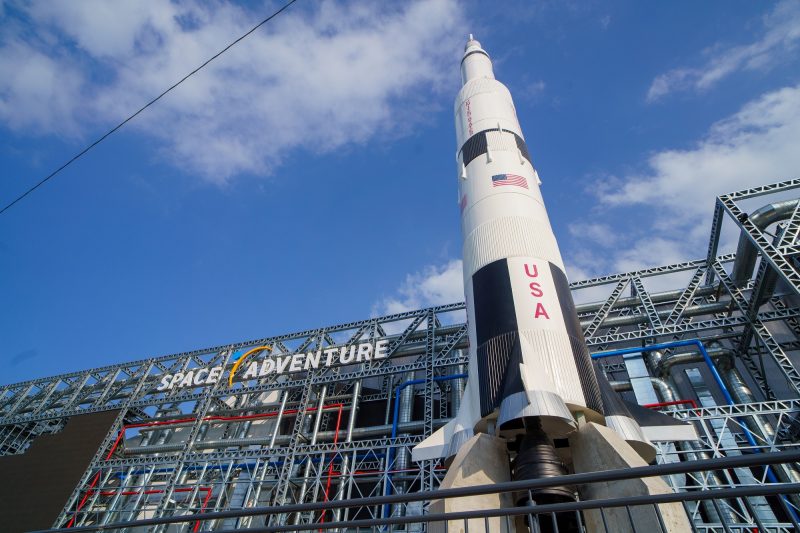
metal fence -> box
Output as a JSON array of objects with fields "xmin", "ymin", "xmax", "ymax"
[{"xmin": 32, "ymin": 449, "xmax": 800, "ymax": 533}]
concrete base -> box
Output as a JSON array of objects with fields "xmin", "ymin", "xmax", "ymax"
[
  {"xmin": 570, "ymin": 422, "xmax": 691, "ymax": 533},
  {"xmin": 429, "ymin": 433, "xmax": 516, "ymax": 533}
]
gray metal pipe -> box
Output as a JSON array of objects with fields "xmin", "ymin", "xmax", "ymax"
[
  {"xmin": 396, "ymin": 372, "xmax": 415, "ymax": 472},
  {"xmin": 392, "ymin": 372, "xmax": 416, "ymax": 517},
  {"xmin": 638, "ymin": 371, "xmax": 742, "ymax": 525},
  {"xmin": 578, "ymin": 301, "xmax": 730, "ymax": 329},
  {"xmin": 648, "ymin": 347, "xmax": 733, "ymax": 377},
  {"xmin": 731, "ymin": 199, "xmax": 798, "ymax": 286},
  {"xmin": 334, "ymin": 379, "xmax": 362, "ymax": 525},
  {"xmin": 575, "ymin": 285, "xmax": 717, "ymax": 315},
  {"xmin": 451, "ymin": 361, "xmax": 466, "ymax": 416},
  {"xmin": 608, "ymin": 377, "xmax": 674, "ymax": 403},
  {"xmin": 124, "ymin": 418, "xmax": 451, "ymax": 455},
  {"xmin": 724, "ymin": 368, "xmax": 800, "ymax": 485},
  {"xmin": 649, "ymin": 377, "xmax": 677, "ymax": 403},
  {"xmin": 295, "ymin": 386, "xmax": 327, "ymax": 524},
  {"xmin": 238, "ymin": 391, "xmax": 290, "ymax": 529}
]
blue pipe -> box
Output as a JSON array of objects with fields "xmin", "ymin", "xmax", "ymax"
[
  {"xmin": 382, "ymin": 373, "xmax": 468, "ymax": 518},
  {"xmin": 592, "ymin": 339, "xmax": 799, "ymax": 521},
  {"xmin": 591, "ymin": 339, "xmax": 736, "ymax": 405}
]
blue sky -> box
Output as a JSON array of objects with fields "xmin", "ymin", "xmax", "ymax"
[{"xmin": 2, "ymin": 0, "xmax": 800, "ymax": 384}]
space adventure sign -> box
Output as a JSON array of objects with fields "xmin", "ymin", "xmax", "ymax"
[{"xmin": 156, "ymin": 339, "xmax": 391, "ymax": 391}]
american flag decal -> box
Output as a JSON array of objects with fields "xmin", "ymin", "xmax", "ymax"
[
  {"xmin": 460, "ymin": 194, "xmax": 468, "ymax": 213},
  {"xmin": 492, "ymin": 173, "xmax": 528, "ymax": 189}
]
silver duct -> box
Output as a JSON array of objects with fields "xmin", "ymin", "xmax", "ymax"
[
  {"xmin": 123, "ymin": 418, "xmax": 450, "ymax": 455},
  {"xmin": 334, "ymin": 379, "xmax": 361, "ymax": 524},
  {"xmin": 731, "ymin": 199, "xmax": 799, "ymax": 287},
  {"xmin": 392, "ymin": 372, "xmax": 416, "ymax": 518},
  {"xmin": 608, "ymin": 377, "xmax": 674, "ymax": 402},
  {"xmin": 578, "ymin": 301, "xmax": 730, "ymax": 330},
  {"xmin": 295, "ymin": 385, "xmax": 327, "ymax": 524}
]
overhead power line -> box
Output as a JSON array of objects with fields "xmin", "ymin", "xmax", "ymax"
[{"xmin": 0, "ymin": 0, "xmax": 299, "ymax": 216}]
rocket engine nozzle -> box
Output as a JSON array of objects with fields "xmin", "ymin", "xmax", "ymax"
[
  {"xmin": 513, "ymin": 419, "xmax": 580, "ymax": 533},
  {"xmin": 512, "ymin": 419, "xmax": 574, "ymax": 503}
]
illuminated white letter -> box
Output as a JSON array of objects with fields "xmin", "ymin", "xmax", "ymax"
[
  {"xmin": 259, "ymin": 359, "xmax": 275, "ymax": 376},
  {"xmin": 179, "ymin": 371, "xmax": 195, "ymax": 388},
  {"xmin": 276, "ymin": 356, "xmax": 292, "ymax": 374},
  {"xmin": 341, "ymin": 345, "xmax": 357, "ymax": 364},
  {"xmin": 243, "ymin": 361, "xmax": 259, "ymax": 380},
  {"xmin": 324, "ymin": 348, "xmax": 338, "ymax": 366},
  {"xmin": 157, "ymin": 374, "xmax": 173, "ymax": 391},
  {"xmin": 169, "ymin": 372, "xmax": 185, "ymax": 390},
  {"xmin": 206, "ymin": 366, "xmax": 223, "ymax": 384},
  {"xmin": 290, "ymin": 354, "xmax": 304, "ymax": 372},
  {"xmin": 193, "ymin": 368, "xmax": 209, "ymax": 385},
  {"xmin": 305, "ymin": 350, "xmax": 321, "ymax": 370},
  {"xmin": 374, "ymin": 339, "xmax": 390, "ymax": 359},
  {"xmin": 356, "ymin": 342, "xmax": 372, "ymax": 361}
]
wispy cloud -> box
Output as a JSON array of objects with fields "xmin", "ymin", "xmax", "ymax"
[
  {"xmin": 646, "ymin": 1, "xmax": 800, "ymax": 102},
  {"xmin": 373, "ymin": 259, "xmax": 464, "ymax": 315},
  {"xmin": 8, "ymin": 349, "xmax": 38, "ymax": 367},
  {"xmin": 381, "ymin": 85, "xmax": 800, "ymax": 288},
  {"xmin": 0, "ymin": 0, "xmax": 464, "ymax": 183},
  {"xmin": 568, "ymin": 83, "xmax": 800, "ymax": 279},
  {"xmin": 568, "ymin": 222, "xmax": 617, "ymax": 248}
]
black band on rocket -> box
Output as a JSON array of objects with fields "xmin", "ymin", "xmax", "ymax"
[
  {"xmin": 459, "ymin": 128, "xmax": 532, "ymax": 167},
  {"xmin": 471, "ymin": 259, "xmax": 604, "ymax": 418},
  {"xmin": 472, "ymin": 258, "xmax": 524, "ymax": 417},
  {"xmin": 548, "ymin": 263, "xmax": 604, "ymax": 415},
  {"xmin": 460, "ymin": 49, "xmax": 490, "ymax": 65}
]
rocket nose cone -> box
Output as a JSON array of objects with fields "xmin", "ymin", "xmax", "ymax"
[{"xmin": 464, "ymin": 33, "xmax": 482, "ymax": 52}]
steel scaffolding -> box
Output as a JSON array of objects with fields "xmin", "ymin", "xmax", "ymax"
[{"xmin": 2, "ymin": 179, "xmax": 800, "ymax": 531}]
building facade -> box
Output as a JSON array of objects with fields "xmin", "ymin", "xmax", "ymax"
[{"xmin": 2, "ymin": 180, "xmax": 800, "ymax": 531}]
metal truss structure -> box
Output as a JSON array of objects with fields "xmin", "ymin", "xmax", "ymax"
[{"xmin": 3, "ymin": 180, "xmax": 800, "ymax": 531}]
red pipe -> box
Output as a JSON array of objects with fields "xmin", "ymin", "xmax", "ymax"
[
  {"xmin": 75, "ymin": 403, "xmax": 345, "ymax": 528},
  {"xmin": 106, "ymin": 404, "xmax": 345, "ymax": 458},
  {"xmin": 196, "ymin": 486, "xmax": 214, "ymax": 533},
  {"xmin": 320, "ymin": 403, "xmax": 344, "ymax": 524},
  {"xmin": 92, "ymin": 486, "xmax": 212, "ymax": 532},
  {"xmin": 65, "ymin": 471, "xmax": 101, "ymax": 528},
  {"xmin": 643, "ymin": 399, "xmax": 698, "ymax": 410}
]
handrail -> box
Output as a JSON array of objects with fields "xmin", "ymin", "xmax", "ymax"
[{"xmin": 36, "ymin": 448, "xmax": 800, "ymax": 532}]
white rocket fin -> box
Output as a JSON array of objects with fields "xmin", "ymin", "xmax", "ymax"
[
  {"xmin": 519, "ymin": 362, "xmax": 532, "ymax": 393},
  {"xmin": 413, "ymin": 376, "xmax": 478, "ymax": 462},
  {"xmin": 412, "ymin": 418, "xmax": 456, "ymax": 462}
]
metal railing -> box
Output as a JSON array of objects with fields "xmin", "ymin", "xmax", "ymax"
[{"xmin": 32, "ymin": 449, "xmax": 800, "ymax": 532}]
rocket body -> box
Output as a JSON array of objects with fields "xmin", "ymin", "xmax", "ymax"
[
  {"xmin": 413, "ymin": 36, "xmax": 659, "ymax": 464},
  {"xmin": 415, "ymin": 37, "xmax": 606, "ymax": 461},
  {"xmin": 456, "ymin": 36, "xmax": 604, "ymax": 437}
]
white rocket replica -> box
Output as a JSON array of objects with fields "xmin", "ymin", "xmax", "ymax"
[{"xmin": 413, "ymin": 36, "xmax": 666, "ymax": 484}]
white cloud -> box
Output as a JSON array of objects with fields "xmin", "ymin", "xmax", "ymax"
[
  {"xmin": 568, "ymin": 222, "xmax": 616, "ymax": 248},
  {"xmin": 575, "ymin": 83, "xmax": 800, "ymax": 275},
  {"xmin": 0, "ymin": 0, "xmax": 463, "ymax": 183},
  {"xmin": 609, "ymin": 237, "xmax": 690, "ymax": 273},
  {"xmin": 374, "ymin": 259, "xmax": 464, "ymax": 315},
  {"xmin": 646, "ymin": 1, "xmax": 800, "ymax": 102},
  {"xmin": 601, "ymin": 84, "xmax": 800, "ymax": 218},
  {"xmin": 522, "ymin": 80, "xmax": 546, "ymax": 100}
]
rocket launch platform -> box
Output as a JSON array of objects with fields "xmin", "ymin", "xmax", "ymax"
[{"xmin": 2, "ymin": 37, "xmax": 800, "ymax": 533}]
